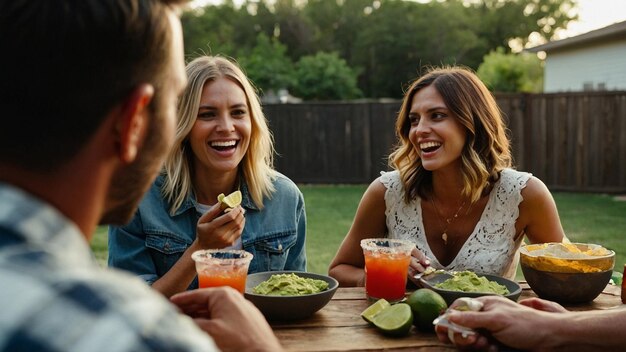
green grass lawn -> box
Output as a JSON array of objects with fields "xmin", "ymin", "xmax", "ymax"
[{"xmin": 92, "ymin": 186, "xmax": 626, "ymax": 277}]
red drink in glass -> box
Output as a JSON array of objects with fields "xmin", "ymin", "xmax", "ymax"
[
  {"xmin": 192, "ymin": 249, "xmax": 253, "ymax": 294},
  {"xmin": 364, "ymin": 252, "xmax": 411, "ymax": 301},
  {"xmin": 198, "ymin": 270, "xmax": 247, "ymax": 293},
  {"xmin": 361, "ymin": 238, "xmax": 414, "ymax": 302}
]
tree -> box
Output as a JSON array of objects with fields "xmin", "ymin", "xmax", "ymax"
[
  {"xmin": 271, "ymin": 0, "xmax": 317, "ymax": 59},
  {"xmin": 181, "ymin": 1, "xmax": 243, "ymax": 58},
  {"xmin": 180, "ymin": 0, "xmax": 575, "ymax": 99},
  {"xmin": 237, "ymin": 33, "xmax": 296, "ymax": 94},
  {"xmin": 181, "ymin": 1, "xmax": 277, "ymax": 59},
  {"xmin": 477, "ymin": 47, "xmax": 543, "ymax": 93},
  {"xmin": 351, "ymin": 0, "xmax": 482, "ymax": 98},
  {"xmin": 303, "ymin": 0, "xmax": 372, "ymax": 62},
  {"xmin": 292, "ymin": 52, "xmax": 362, "ymax": 100},
  {"xmin": 467, "ymin": 0, "xmax": 578, "ymax": 53}
]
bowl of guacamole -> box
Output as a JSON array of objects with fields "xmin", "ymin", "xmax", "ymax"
[
  {"xmin": 418, "ymin": 270, "xmax": 521, "ymax": 306},
  {"xmin": 244, "ymin": 271, "xmax": 339, "ymax": 321}
]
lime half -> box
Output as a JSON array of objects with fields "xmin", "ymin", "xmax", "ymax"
[
  {"xmin": 371, "ymin": 303, "xmax": 413, "ymax": 336},
  {"xmin": 360, "ymin": 299, "xmax": 391, "ymax": 324}
]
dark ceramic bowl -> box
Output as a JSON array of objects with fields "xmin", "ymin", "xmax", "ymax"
[
  {"xmin": 244, "ymin": 271, "xmax": 338, "ymax": 321},
  {"xmin": 419, "ymin": 272, "xmax": 522, "ymax": 306},
  {"xmin": 520, "ymin": 263, "xmax": 612, "ymax": 304},
  {"xmin": 520, "ymin": 243, "xmax": 615, "ymax": 304}
]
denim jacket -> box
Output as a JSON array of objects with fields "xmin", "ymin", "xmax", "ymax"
[{"xmin": 108, "ymin": 172, "xmax": 307, "ymax": 289}]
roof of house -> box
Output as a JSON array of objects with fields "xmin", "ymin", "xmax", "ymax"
[{"xmin": 527, "ymin": 20, "xmax": 626, "ymax": 53}]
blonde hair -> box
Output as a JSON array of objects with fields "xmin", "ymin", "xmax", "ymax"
[
  {"xmin": 162, "ymin": 56, "xmax": 276, "ymax": 214},
  {"xmin": 389, "ymin": 66, "xmax": 512, "ymax": 204}
]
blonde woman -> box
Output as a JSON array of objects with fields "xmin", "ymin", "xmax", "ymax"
[
  {"xmin": 329, "ymin": 66, "xmax": 564, "ymax": 286},
  {"xmin": 109, "ymin": 56, "xmax": 306, "ymax": 297}
]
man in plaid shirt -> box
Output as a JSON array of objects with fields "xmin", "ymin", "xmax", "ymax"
[{"xmin": 0, "ymin": 0, "xmax": 281, "ymax": 351}]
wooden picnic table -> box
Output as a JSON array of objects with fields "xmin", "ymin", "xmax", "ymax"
[{"xmin": 270, "ymin": 282, "xmax": 622, "ymax": 352}]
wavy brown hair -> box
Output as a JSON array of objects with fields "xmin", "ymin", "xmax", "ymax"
[{"xmin": 389, "ymin": 66, "xmax": 512, "ymax": 204}]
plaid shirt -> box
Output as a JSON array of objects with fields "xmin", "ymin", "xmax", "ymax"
[{"xmin": 0, "ymin": 183, "xmax": 218, "ymax": 352}]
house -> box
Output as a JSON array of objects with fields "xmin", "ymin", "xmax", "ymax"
[{"xmin": 527, "ymin": 20, "xmax": 626, "ymax": 92}]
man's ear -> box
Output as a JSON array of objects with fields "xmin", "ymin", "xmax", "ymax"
[{"xmin": 116, "ymin": 84, "xmax": 154, "ymax": 164}]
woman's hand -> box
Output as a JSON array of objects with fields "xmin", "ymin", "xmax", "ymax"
[
  {"xmin": 408, "ymin": 247, "xmax": 431, "ymax": 277},
  {"xmin": 196, "ymin": 203, "xmax": 245, "ymax": 249}
]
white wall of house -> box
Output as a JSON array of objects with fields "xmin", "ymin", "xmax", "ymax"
[{"xmin": 543, "ymin": 40, "xmax": 626, "ymax": 92}]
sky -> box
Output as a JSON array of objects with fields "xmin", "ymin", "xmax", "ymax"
[
  {"xmin": 556, "ymin": 0, "xmax": 626, "ymax": 38},
  {"xmin": 189, "ymin": 0, "xmax": 626, "ymax": 39}
]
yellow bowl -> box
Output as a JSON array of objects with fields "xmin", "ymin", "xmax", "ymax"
[{"xmin": 520, "ymin": 242, "xmax": 615, "ymax": 273}]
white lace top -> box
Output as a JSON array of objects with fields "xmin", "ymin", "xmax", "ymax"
[{"xmin": 379, "ymin": 168, "xmax": 531, "ymax": 279}]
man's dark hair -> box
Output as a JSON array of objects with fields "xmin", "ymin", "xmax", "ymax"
[{"xmin": 0, "ymin": 0, "xmax": 183, "ymax": 172}]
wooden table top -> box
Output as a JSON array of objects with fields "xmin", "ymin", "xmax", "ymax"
[{"xmin": 270, "ymin": 283, "xmax": 622, "ymax": 352}]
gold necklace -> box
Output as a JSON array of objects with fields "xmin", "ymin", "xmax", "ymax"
[{"xmin": 429, "ymin": 197, "xmax": 466, "ymax": 245}]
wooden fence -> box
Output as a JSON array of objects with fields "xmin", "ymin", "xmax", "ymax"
[{"xmin": 264, "ymin": 91, "xmax": 626, "ymax": 193}]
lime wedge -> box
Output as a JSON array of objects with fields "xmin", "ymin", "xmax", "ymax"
[
  {"xmin": 371, "ymin": 303, "xmax": 413, "ymax": 336},
  {"xmin": 218, "ymin": 190, "xmax": 242, "ymax": 210},
  {"xmin": 360, "ymin": 298, "xmax": 391, "ymax": 324}
]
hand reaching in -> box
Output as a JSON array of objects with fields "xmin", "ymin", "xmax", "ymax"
[
  {"xmin": 435, "ymin": 295, "xmax": 560, "ymax": 351},
  {"xmin": 171, "ymin": 287, "xmax": 283, "ymax": 352},
  {"xmin": 518, "ymin": 297, "xmax": 567, "ymax": 313}
]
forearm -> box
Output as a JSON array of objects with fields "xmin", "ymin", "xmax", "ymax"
[
  {"xmin": 152, "ymin": 241, "xmax": 202, "ymax": 298},
  {"xmin": 546, "ymin": 308, "xmax": 626, "ymax": 351},
  {"xmin": 328, "ymin": 263, "xmax": 365, "ymax": 287}
]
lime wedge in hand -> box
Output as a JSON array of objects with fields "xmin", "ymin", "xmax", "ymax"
[
  {"xmin": 360, "ymin": 298, "xmax": 391, "ymax": 324},
  {"xmin": 217, "ymin": 190, "xmax": 242, "ymax": 210},
  {"xmin": 370, "ymin": 303, "xmax": 413, "ymax": 336}
]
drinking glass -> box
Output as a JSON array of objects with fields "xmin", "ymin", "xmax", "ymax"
[
  {"xmin": 360, "ymin": 238, "xmax": 413, "ymax": 302},
  {"xmin": 191, "ymin": 249, "xmax": 253, "ymax": 293}
]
